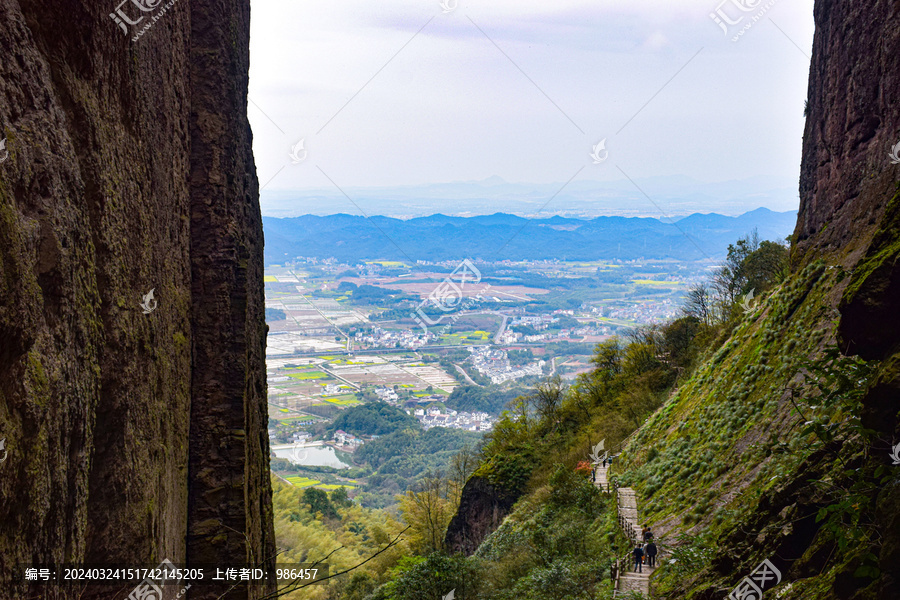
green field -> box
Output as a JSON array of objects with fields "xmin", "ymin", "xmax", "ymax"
[
  {"xmin": 364, "ymin": 260, "xmax": 407, "ymax": 267},
  {"xmin": 286, "ymin": 371, "xmax": 329, "ymax": 380},
  {"xmin": 441, "ymin": 330, "xmax": 491, "ymax": 344},
  {"xmin": 631, "ymin": 279, "xmax": 683, "ymax": 287},
  {"xmin": 322, "ymin": 395, "xmax": 361, "ymax": 407},
  {"xmin": 285, "ymin": 476, "xmax": 320, "ymax": 488},
  {"xmin": 283, "ymin": 477, "xmax": 358, "ymax": 491}
]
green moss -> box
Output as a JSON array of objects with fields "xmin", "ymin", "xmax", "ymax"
[
  {"xmin": 173, "ymin": 331, "xmax": 187, "ymax": 348},
  {"xmin": 841, "ymin": 187, "xmax": 900, "ymax": 303}
]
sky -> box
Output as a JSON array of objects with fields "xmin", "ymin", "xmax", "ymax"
[{"xmin": 248, "ymin": 0, "xmax": 815, "ymax": 215}]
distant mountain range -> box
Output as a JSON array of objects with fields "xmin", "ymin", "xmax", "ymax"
[
  {"xmin": 263, "ymin": 208, "xmax": 798, "ymax": 264},
  {"xmin": 260, "ymin": 175, "xmax": 800, "ymax": 219}
]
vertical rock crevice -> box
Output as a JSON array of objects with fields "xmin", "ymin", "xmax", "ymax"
[{"xmin": 0, "ymin": 0, "xmax": 274, "ymax": 598}]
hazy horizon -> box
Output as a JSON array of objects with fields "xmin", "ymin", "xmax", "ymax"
[
  {"xmin": 249, "ymin": 0, "xmax": 814, "ymax": 219},
  {"xmin": 259, "ymin": 172, "xmax": 801, "ymax": 219}
]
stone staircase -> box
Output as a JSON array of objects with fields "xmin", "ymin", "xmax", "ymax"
[{"xmin": 594, "ymin": 464, "xmax": 654, "ymax": 598}]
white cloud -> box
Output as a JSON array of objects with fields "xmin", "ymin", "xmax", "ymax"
[{"xmin": 249, "ymin": 0, "xmax": 814, "ymax": 208}]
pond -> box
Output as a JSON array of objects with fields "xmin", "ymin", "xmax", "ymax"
[{"xmin": 271, "ymin": 443, "xmax": 352, "ymax": 469}]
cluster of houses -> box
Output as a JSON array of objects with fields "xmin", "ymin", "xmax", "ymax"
[
  {"xmin": 593, "ymin": 299, "xmax": 679, "ymax": 323},
  {"xmin": 353, "ymin": 326, "xmax": 429, "ymax": 349},
  {"xmin": 333, "ymin": 429, "xmax": 363, "ymax": 447},
  {"xmin": 408, "ymin": 407, "xmax": 494, "ymax": 431},
  {"xmin": 374, "ymin": 387, "xmax": 400, "ymax": 402},
  {"xmin": 469, "ymin": 346, "xmax": 546, "ymax": 384}
]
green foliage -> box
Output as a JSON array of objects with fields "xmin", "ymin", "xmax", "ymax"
[
  {"xmin": 659, "ymin": 532, "xmax": 716, "ymax": 580},
  {"xmin": 542, "ymin": 341, "xmax": 595, "ymax": 356},
  {"xmin": 337, "ymin": 281, "xmax": 407, "ymax": 304},
  {"xmin": 330, "ymin": 486, "xmax": 352, "ymax": 508},
  {"xmin": 352, "ymin": 428, "xmax": 482, "ymax": 508},
  {"xmin": 508, "ymin": 348, "xmax": 535, "ymax": 366},
  {"xmin": 373, "ymin": 553, "xmax": 481, "ymax": 600},
  {"xmin": 512, "ymin": 324, "xmax": 540, "ymax": 336},
  {"xmin": 551, "ymin": 315, "xmax": 582, "ymax": 330},
  {"xmin": 328, "ymin": 402, "xmax": 419, "ymax": 437},
  {"xmin": 302, "ymin": 487, "xmax": 338, "ymax": 519},
  {"xmin": 445, "ymin": 385, "xmax": 527, "ymax": 414},
  {"xmin": 788, "ymin": 345, "xmax": 888, "ymax": 559},
  {"xmin": 356, "ymin": 427, "xmax": 480, "ymax": 470},
  {"xmin": 790, "ymin": 345, "xmax": 877, "ymax": 448},
  {"xmin": 271, "ymin": 476, "xmax": 408, "ymax": 599},
  {"xmin": 547, "ymin": 464, "xmax": 602, "ymax": 517}
]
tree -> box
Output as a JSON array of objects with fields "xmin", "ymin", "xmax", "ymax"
[
  {"xmin": 743, "ymin": 240, "xmax": 789, "ymax": 293},
  {"xmin": 531, "ymin": 375, "xmax": 566, "ymax": 424},
  {"xmin": 398, "ymin": 470, "xmax": 454, "ymax": 554},
  {"xmin": 662, "ymin": 317, "xmax": 700, "ymax": 370},
  {"xmin": 448, "ymin": 444, "xmax": 478, "ymax": 502},
  {"xmin": 330, "ymin": 486, "xmax": 353, "ymax": 508},
  {"xmin": 712, "ymin": 230, "xmax": 760, "ymax": 309},
  {"xmin": 302, "ymin": 487, "xmax": 339, "ymax": 519},
  {"xmin": 682, "ymin": 283, "xmax": 714, "ymax": 326}
]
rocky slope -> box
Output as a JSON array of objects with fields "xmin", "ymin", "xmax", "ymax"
[
  {"xmin": 617, "ymin": 0, "xmax": 900, "ymax": 597},
  {"xmin": 446, "ymin": 1, "xmax": 900, "ymax": 597},
  {"xmin": 0, "ymin": 1, "xmax": 274, "ymax": 598}
]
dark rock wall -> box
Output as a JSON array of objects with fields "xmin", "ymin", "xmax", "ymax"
[
  {"xmin": 445, "ymin": 475, "xmax": 521, "ymax": 556},
  {"xmin": 0, "ymin": 0, "xmax": 274, "ymax": 598},
  {"xmin": 794, "ymin": 0, "xmax": 900, "ymax": 260},
  {"xmin": 797, "ymin": 1, "xmax": 900, "ymax": 598},
  {"xmin": 186, "ymin": 0, "xmax": 276, "ymax": 592}
]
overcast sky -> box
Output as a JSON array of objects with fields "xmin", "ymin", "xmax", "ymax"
[{"xmin": 248, "ymin": 0, "xmax": 814, "ymax": 209}]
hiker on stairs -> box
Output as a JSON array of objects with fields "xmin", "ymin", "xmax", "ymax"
[
  {"xmin": 645, "ymin": 541, "xmax": 658, "ymax": 568},
  {"xmin": 632, "ymin": 544, "xmax": 644, "ymax": 573}
]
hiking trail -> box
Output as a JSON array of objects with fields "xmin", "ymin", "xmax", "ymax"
[{"xmin": 594, "ymin": 464, "xmax": 654, "ymax": 598}]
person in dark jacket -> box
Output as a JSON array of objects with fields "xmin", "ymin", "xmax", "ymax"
[
  {"xmin": 632, "ymin": 545, "xmax": 644, "ymax": 573},
  {"xmin": 643, "ymin": 527, "xmax": 654, "ymax": 542},
  {"xmin": 645, "ymin": 542, "xmax": 658, "ymax": 567}
]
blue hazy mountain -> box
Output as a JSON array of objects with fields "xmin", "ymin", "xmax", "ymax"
[
  {"xmin": 260, "ymin": 175, "xmax": 799, "ymax": 219},
  {"xmin": 263, "ymin": 208, "xmax": 797, "ymax": 264}
]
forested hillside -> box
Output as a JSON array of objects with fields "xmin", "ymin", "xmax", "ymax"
[
  {"xmin": 265, "ymin": 3, "xmax": 900, "ymax": 598},
  {"xmin": 262, "ymin": 209, "xmax": 796, "ymax": 263},
  {"xmin": 272, "ymin": 222, "xmax": 896, "ymax": 600}
]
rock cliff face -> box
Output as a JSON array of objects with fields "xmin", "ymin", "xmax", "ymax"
[
  {"xmin": 0, "ymin": 1, "xmax": 274, "ymax": 598},
  {"xmin": 799, "ymin": 2, "xmax": 900, "ymax": 594},
  {"xmin": 445, "ymin": 475, "xmax": 521, "ymax": 556},
  {"xmin": 794, "ymin": 0, "xmax": 900, "ymax": 262},
  {"xmin": 444, "ymin": 1, "xmax": 900, "ymax": 596}
]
